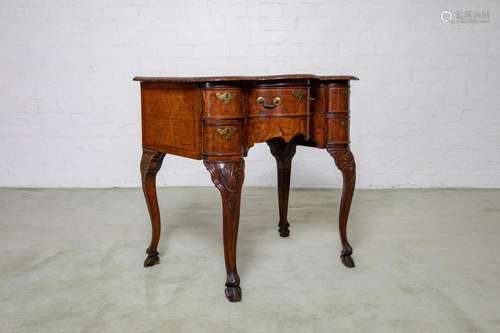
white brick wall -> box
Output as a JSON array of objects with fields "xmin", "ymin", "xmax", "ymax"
[{"xmin": 1, "ymin": 0, "xmax": 499, "ymax": 188}]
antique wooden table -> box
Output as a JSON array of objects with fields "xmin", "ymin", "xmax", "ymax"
[{"xmin": 134, "ymin": 74, "xmax": 358, "ymax": 302}]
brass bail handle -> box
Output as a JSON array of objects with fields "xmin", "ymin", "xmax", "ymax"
[{"xmin": 256, "ymin": 96, "xmax": 282, "ymax": 109}]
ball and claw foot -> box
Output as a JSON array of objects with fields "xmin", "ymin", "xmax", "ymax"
[
  {"xmin": 225, "ymin": 286, "xmax": 242, "ymax": 302},
  {"xmin": 340, "ymin": 248, "xmax": 355, "ymax": 268},
  {"xmin": 144, "ymin": 248, "xmax": 160, "ymax": 267},
  {"xmin": 278, "ymin": 221, "xmax": 290, "ymax": 237}
]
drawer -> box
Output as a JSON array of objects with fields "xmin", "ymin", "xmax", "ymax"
[
  {"xmin": 203, "ymin": 88, "xmax": 242, "ymax": 119},
  {"xmin": 327, "ymin": 118, "xmax": 349, "ymax": 144},
  {"xmin": 203, "ymin": 124, "xmax": 243, "ymax": 155},
  {"xmin": 247, "ymin": 87, "xmax": 308, "ymax": 117},
  {"xmin": 328, "ymin": 84, "xmax": 349, "ymax": 112}
]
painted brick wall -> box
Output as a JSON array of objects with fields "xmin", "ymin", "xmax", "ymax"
[{"xmin": 1, "ymin": 0, "xmax": 499, "ymax": 188}]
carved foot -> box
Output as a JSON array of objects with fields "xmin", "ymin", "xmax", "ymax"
[
  {"xmin": 341, "ymin": 253, "xmax": 355, "ymax": 268},
  {"xmin": 144, "ymin": 248, "xmax": 160, "ymax": 267},
  {"xmin": 278, "ymin": 221, "xmax": 290, "ymax": 237},
  {"xmin": 340, "ymin": 246, "xmax": 355, "ymax": 268},
  {"xmin": 225, "ymin": 272, "xmax": 242, "ymax": 302},
  {"xmin": 225, "ymin": 286, "xmax": 242, "ymax": 302}
]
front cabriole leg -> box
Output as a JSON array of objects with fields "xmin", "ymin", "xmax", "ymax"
[
  {"xmin": 329, "ymin": 148, "xmax": 356, "ymax": 268},
  {"xmin": 204, "ymin": 159, "xmax": 245, "ymax": 302},
  {"xmin": 141, "ymin": 149, "xmax": 165, "ymax": 267}
]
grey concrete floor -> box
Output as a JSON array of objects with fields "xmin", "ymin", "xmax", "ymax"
[{"xmin": 0, "ymin": 188, "xmax": 499, "ymax": 332}]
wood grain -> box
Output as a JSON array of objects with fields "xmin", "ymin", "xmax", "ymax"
[
  {"xmin": 247, "ymin": 87, "xmax": 307, "ymax": 117},
  {"xmin": 204, "ymin": 159, "xmax": 245, "ymax": 302},
  {"xmin": 203, "ymin": 88, "xmax": 243, "ymax": 119},
  {"xmin": 137, "ymin": 74, "xmax": 358, "ymax": 302},
  {"xmin": 141, "ymin": 82, "xmax": 201, "ymax": 158},
  {"xmin": 140, "ymin": 149, "xmax": 165, "ymax": 268},
  {"xmin": 329, "ymin": 149, "xmax": 356, "ymax": 268}
]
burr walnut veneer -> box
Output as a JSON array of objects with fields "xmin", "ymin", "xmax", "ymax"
[{"xmin": 134, "ymin": 74, "xmax": 358, "ymax": 302}]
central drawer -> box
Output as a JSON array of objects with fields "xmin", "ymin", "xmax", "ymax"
[{"xmin": 247, "ymin": 87, "xmax": 308, "ymax": 117}]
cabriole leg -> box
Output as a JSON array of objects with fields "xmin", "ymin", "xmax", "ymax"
[
  {"xmin": 267, "ymin": 139, "xmax": 296, "ymax": 237},
  {"xmin": 204, "ymin": 159, "xmax": 245, "ymax": 302},
  {"xmin": 141, "ymin": 149, "xmax": 165, "ymax": 267},
  {"xmin": 329, "ymin": 148, "xmax": 356, "ymax": 268}
]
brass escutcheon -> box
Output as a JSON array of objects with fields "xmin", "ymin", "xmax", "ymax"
[
  {"xmin": 215, "ymin": 91, "xmax": 234, "ymax": 104},
  {"xmin": 216, "ymin": 127, "xmax": 238, "ymax": 140},
  {"xmin": 292, "ymin": 90, "xmax": 305, "ymax": 102}
]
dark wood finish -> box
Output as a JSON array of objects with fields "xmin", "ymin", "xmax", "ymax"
[
  {"xmin": 134, "ymin": 74, "xmax": 358, "ymax": 83},
  {"xmin": 329, "ymin": 149, "xmax": 356, "ymax": 268},
  {"xmin": 204, "ymin": 160, "xmax": 245, "ymax": 302},
  {"xmin": 136, "ymin": 74, "xmax": 358, "ymax": 302},
  {"xmin": 267, "ymin": 139, "xmax": 296, "ymax": 237},
  {"xmin": 140, "ymin": 149, "xmax": 165, "ymax": 267},
  {"xmin": 325, "ymin": 81, "xmax": 356, "ymax": 268}
]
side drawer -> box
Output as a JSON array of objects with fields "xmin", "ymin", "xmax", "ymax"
[
  {"xmin": 327, "ymin": 117, "xmax": 349, "ymax": 144},
  {"xmin": 328, "ymin": 84, "xmax": 349, "ymax": 113}
]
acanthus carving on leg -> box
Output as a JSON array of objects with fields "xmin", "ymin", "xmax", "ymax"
[
  {"xmin": 267, "ymin": 139, "xmax": 296, "ymax": 237},
  {"xmin": 141, "ymin": 149, "xmax": 165, "ymax": 267},
  {"xmin": 329, "ymin": 149, "xmax": 356, "ymax": 268},
  {"xmin": 204, "ymin": 159, "xmax": 245, "ymax": 302}
]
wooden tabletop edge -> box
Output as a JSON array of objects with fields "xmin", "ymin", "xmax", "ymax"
[{"xmin": 133, "ymin": 74, "xmax": 359, "ymax": 82}]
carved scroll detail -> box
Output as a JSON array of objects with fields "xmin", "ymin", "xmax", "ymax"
[
  {"xmin": 329, "ymin": 149, "xmax": 356, "ymax": 268},
  {"xmin": 331, "ymin": 149, "xmax": 355, "ymax": 176},
  {"xmin": 204, "ymin": 160, "xmax": 245, "ymax": 197},
  {"xmin": 203, "ymin": 159, "xmax": 245, "ymax": 302},
  {"xmin": 141, "ymin": 149, "xmax": 165, "ymax": 182}
]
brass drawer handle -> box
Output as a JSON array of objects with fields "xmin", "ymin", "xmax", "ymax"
[
  {"xmin": 216, "ymin": 92, "xmax": 234, "ymax": 104},
  {"xmin": 216, "ymin": 127, "xmax": 238, "ymax": 140},
  {"xmin": 256, "ymin": 96, "xmax": 282, "ymax": 109}
]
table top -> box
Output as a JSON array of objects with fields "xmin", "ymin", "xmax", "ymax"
[{"xmin": 133, "ymin": 74, "xmax": 358, "ymax": 83}]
